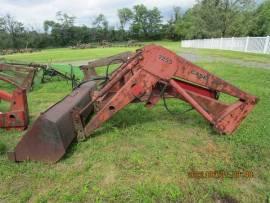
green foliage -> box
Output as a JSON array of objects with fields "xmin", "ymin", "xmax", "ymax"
[
  {"xmin": 173, "ymin": 0, "xmax": 256, "ymax": 39},
  {"xmin": 0, "ymin": 14, "xmax": 25, "ymax": 49},
  {"xmin": 44, "ymin": 12, "xmax": 77, "ymax": 47},
  {"xmin": 117, "ymin": 8, "xmax": 134, "ymax": 41},
  {"xmin": 93, "ymin": 14, "xmax": 108, "ymax": 30},
  {"xmin": 117, "ymin": 8, "xmax": 133, "ymax": 30},
  {"xmin": 131, "ymin": 5, "xmax": 163, "ymax": 40},
  {"xmin": 0, "ymin": 1, "xmax": 270, "ymax": 49},
  {"xmin": 251, "ymin": 0, "xmax": 270, "ymax": 36}
]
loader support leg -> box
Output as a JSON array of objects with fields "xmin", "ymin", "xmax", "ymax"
[
  {"xmin": 84, "ymin": 70, "xmax": 158, "ymax": 137},
  {"xmin": 170, "ymin": 79, "xmax": 214, "ymax": 123}
]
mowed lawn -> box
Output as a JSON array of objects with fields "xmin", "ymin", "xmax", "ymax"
[
  {"xmin": 0, "ymin": 41, "xmax": 270, "ymax": 202},
  {"xmin": 2, "ymin": 41, "xmax": 181, "ymax": 63}
]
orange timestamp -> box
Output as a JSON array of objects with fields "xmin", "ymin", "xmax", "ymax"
[{"xmin": 188, "ymin": 170, "xmax": 254, "ymax": 179}]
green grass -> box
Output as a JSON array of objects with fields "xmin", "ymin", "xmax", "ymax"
[
  {"xmin": 3, "ymin": 40, "xmax": 269, "ymax": 64},
  {"xmin": 2, "ymin": 41, "xmax": 180, "ymax": 63},
  {"xmin": 4, "ymin": 47, "xmax": 136, "ymax": 63},
  {"xmin": 0, "ymin": 41, "xmax": 270, "ymax": 202}
]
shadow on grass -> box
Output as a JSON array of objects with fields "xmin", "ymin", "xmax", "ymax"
[{"xmin": 62, "ymin": 101, "xmax": 217, "ymax": 161}]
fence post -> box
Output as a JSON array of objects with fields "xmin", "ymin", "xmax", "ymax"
[
  {"xmin": 211, "ymin": 38, "xmax": 214, "ymax": 49},
  {"xmin": 263, "ymin": 36, "xmax": 270, "ymax": 54},
  {"xmin": 231, "ymin": 37, "xmax": 234, "ymax": 50},
  {"xmin": 220, "ymin": 37, "xmax": 223, "ymax": 50},
  {"xmin": 245, "ymin": 36, "xmax": 250, "ymax": 52}
]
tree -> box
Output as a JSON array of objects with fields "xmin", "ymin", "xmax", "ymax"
[
  {"xmin": 43, "ymin": 20, "xmax": 55, "ymax": 33},
  {"xmin": 175, "ymin": 8, "xmax": 205, "ymax": 39},
  {"xmin": 3, "ymin": 14, "xmax": 25, "ymax": 48},
  {"xmin": 172, "ymin": 6, "xmax": 182, "ymax": 22},
  {"xmin": 0, "ymin": 17, "xmax": 11, "ymax": 49},
  {"xmin": 118, "ymin": 8, "xmax": 133, "ymax": 30},
  {"xmin": 92, "ymin": 14, "xmax": 109, "ymax": 41},
  {"xmin": 132, "ymin": 5, "xmax": 149, "ymax": 39},
  {"xmin": 163, "ymin": 6, "xmax": 183, "ymax": 40},
  {"xmin": 0, "ymin": 17, "xmax": 4, "ymax": 31},
  {"xmin": 43, "ymin": 12, "xmax": 77, "ymax": 46},
  {"xmin": 251, "ymin": 0, "xmax": 270, "ymax": 36},
  {"xmin": 117, "ymin": 8, "xmax": 133, "ymax": 40},
  {"xmin": 217, "ymin": 0, "xmax": 255, "ymax": 36},
  {"xmin": 131, "ymin": 4, "xmax": 162, "ymax": 40},
  {"xmin": 93, "ymin": 14, "xmax": 108, "ymax": 29},
  {"xmin": 174, "ymin": 0, "xmax": 256, "ymax": 39},
  {"xmin": 147, "ymin": 7, "xmax": 162, "ymax": 39},
  {"xmin": 56, "ymin": 11, "xmax": 75, "ymax": 27}
]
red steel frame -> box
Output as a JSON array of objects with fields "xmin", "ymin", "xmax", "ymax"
[
  {"xmin": 0, "ymin": 76, "xmax": 29, "ymax": 130},
  {"xmin": 78, "ymin": 45, "xmax": 258, "ymax": 137},
  {"xmin": 9, "ymin": 44, "xmax": 258, "ymax": 163}
]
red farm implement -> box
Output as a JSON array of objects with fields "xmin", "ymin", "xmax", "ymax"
[
  {"xmin": 0, "ymin": 76, "xmax": 29, "ymax": 131},
  {"xmin": 9, "ymin": 45, "xmax": 258, "ymax": 163}
]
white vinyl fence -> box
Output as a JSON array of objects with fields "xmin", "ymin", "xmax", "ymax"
[{"xmin": 182, "ymin": 36, "xmax": 270, "ymax": 54}]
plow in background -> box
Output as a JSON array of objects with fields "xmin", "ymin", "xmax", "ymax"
[
  {"xmin": 4, "ymin": 61, "xmax": 79, "ymax": 88},
  {"xmin": 0, "ymin": 63, "xmax": 37, "ymax": 91},
  {"xmin": 8, "ymin": 45, "xmax": 258, "ymax": 163}
]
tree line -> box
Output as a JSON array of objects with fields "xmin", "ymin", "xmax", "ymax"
[{"xmin": 0, "ymin": 0, "xmax": 270, "ymax": 50}]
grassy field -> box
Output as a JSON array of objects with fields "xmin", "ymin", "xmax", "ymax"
[
  {"xmin": 0, "ymin": 41, "xmax": 270, "ymax": 202},
  {"xmin": 3, "ymin": 40, "xmax": 270, "ymax": 64}
]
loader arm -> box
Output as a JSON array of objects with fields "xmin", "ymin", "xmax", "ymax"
[
  {"xmin": 80, "ymin": 51, "xmax": 133, "ymax": 80},
  {"xmin": 80, "ymin": 45, "xmax": 258, "ymax": 137},
  {"xmin": 9, "ymin": 45, "xmax": 258, "ymax": 163}
]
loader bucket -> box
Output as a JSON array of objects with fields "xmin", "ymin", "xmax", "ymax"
[{"xmin": 8, "ymin": 81, "xmax": 96, "ymax": 163}]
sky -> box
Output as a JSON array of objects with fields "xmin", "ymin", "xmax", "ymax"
[{"xmin": 0, "ymin": 0, "xmax": 197, "ymax": 30}]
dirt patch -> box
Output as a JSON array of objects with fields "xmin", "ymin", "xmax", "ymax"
[
  {"xmin": 213, "ymin": 193, "xmax": 239, "ymax": 203},
  {"xmin": 101, "ymin": 165, "xmax": 117, "ymax": 187},
  {"xmin": 179, "ymin": 52, "xmax": 270, "ymax": 70}
]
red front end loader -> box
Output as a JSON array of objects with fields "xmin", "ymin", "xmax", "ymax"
[{"xmin": 8, "ymin": 45, "xmax": 258, "ymax": 163}]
